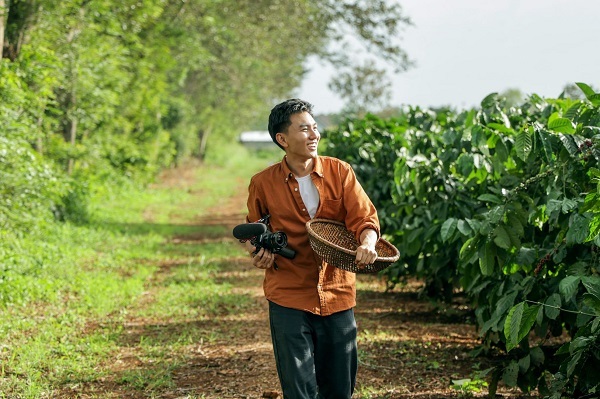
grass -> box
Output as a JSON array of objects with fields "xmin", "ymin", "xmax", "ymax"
[{"xmin": 0, "ymin": 144, "xmax": 280, "ymax": 398}]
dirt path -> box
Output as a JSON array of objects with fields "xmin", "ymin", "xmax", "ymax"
[{"xmin": 60, "ymin": 164, "xmax": 535, "ymax": 399}]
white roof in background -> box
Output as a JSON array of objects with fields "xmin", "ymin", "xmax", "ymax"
[{"xmin": 239, "ymin": 131, "xmax": 271, "ymax": 142}]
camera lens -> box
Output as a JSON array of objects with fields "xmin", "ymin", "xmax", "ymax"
[{"xmin": 264, "ymin": 231, "xmax": 287, "ymax": 250}]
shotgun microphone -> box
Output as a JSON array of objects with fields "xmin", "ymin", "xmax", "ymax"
[{"xmin": 233, "ymin": 223, "xmax": 267, "ymax": 240}]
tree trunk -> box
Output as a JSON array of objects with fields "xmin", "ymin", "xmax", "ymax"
[
  {"xmin": 0, "ymin": 0, "xmax": 6, "ymax": 60},
  {"xmin": 35, "ymin": 116, "xmax": 43, "ymax": 154},
  {"xmin": 67, "ymin": 114, "xmax": 77, "ymax": 174},
  {"xmin": 2, "ymin": 0, "xmax": 35, "ymax": 61},
  {"xmin": 198, "ymin": 127, "xmax": 211, "ymax": 162}
]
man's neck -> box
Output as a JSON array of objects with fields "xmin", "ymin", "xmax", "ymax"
[{"xmin": 285, "ymin": 155, "xmax": 316, "ymax": 178}]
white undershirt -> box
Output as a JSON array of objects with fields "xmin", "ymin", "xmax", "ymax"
[{"xmin": 296, "ymin": 174, "xmax": 320, "ymax": 218}]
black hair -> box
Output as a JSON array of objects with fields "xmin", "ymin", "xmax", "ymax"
[{"xmin": 268, "ymin": 99, "xmax": 314, "ymax": 150}]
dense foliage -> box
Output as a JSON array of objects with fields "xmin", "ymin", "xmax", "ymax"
[
  {"xmin": 0, "ymin": 0, "xmax": 411, "ymax": 227},
  {"xmin": 0, "ymin": 0, "xmax": 410, "ymax": 306},
  {"xmin": 323, "ymin": 84, "xmax": 600, "ymax": 398}
]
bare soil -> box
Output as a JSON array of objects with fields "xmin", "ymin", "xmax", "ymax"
[{"xmin": 58, "ymin": 164, "xmax": 538, "ymax": 399}]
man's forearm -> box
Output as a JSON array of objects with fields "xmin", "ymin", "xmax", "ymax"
[{"xmin": 360, "ymin": 229, "xmax": 378, "ymax": 248}]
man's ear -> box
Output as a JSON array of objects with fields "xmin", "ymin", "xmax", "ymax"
[{"xmin": 275, "ymin": 132, "xmax": 288, "ymax": 148}]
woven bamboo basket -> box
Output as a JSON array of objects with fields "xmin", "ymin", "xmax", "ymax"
[{"xmin": 306, "ymin": 219, "xmax": 400, "ymax": 273}]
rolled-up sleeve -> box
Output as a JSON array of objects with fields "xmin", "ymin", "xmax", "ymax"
[{"xmin": 341, "ymin": 163, "xmax": 380, "ymax": 242}]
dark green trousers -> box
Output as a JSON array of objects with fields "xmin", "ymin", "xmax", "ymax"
[{"xmin": 268, "ymin": 301, "xmax": 358, "ymax": 399}]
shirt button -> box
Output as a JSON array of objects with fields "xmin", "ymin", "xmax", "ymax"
[
  {"xmin": 302, "ymin": 208, "xmax": 306, "ymax": 212},
  {"xmin": 294, "ymin": 188, "xmax": 298, "ymax": 191}
]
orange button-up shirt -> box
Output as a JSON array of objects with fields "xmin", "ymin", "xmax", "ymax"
[{"xmin": 246, "ymin": 155, "xmax": 380, "ymax": 316}]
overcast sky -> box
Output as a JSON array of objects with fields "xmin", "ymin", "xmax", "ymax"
[{"xmin": 296, "ymin": 0, "xmax": 600, "ymax": 114}]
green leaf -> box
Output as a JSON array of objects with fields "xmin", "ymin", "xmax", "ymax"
[
  {"xmin": 565, "ymin": 103, "xmax": 582, "ymax": 120},
  {"xmin": 583, "ymin": 294, "xmax": 600, "ymax": 316},
  {"xmin": 586, "ymin": 217, "xmax": 600, "ymax": 242},
  {"xmin": 545, "ymin": 293, "xmax": 561, "ymax": 320},
  {"xmin": 559, "ymin": 276, "xmax": 581, "ymax": 303},
  {"xmin": 502, "ymin": 361, "xmax": 519, "ymax": 387},
  {"xmin": 481, "ymin": 291, "xmax": 519, "ymax": 336},
  {"xmin": 592, "ymin": 317, "xmax": 600, "ymax": 333},
  {"xmin": 567, "ymin": 351, "xmax": 582, "ymax": 378},
  {"xmin": 561, "ymin": 198, "xmax": 578, "ymax": 213},
  {"xmin": 576, "ymin": 82, "xmax": 596, "ymax": 98},
  {"xmin": 589, "ymin": 93, "xmax": 600, "ymax": 106},
  {"xmin": 507, "ymin": 212, "xmax": 525, "ymax": 237},
  {"xmin": 441, "ymin": 218, "xmax": 458, "ymax": 242},
  {"xmin": 460, "ymin": 236, "xmax": 478, "ymax": 261},
  {"xmin": 480, "ymin": 242, "xmax": 495, "ymax": 276},
  {"xmin": 457, "ymin": 220, "xmax": 472, "ymax": 235},
  {"xmin": 495, "ymin": 138, "xmax": 509, "ymax": 162},
  {"xmin": 488, "ymin": 122, "xmax": 514, "ymax": 134},
  {"xmin": 566, "ymin": 214, "xmax": 590, "ymax": 245},
  {"xmin": 548, "ymin": 118, "xmax": 575, "ymax": 134},
  {"xmin": 481, "ymin": 92, "xmax": 499, "ymax": 108},
  {"xmin": 581, "ymin": 275, "xmax": 600, "ymax": 300},
  {"xmin": 558, "ymin": 133, "xmax": 578, "ymax": 156},
  {"xmin": 535, "ymin": 124, "xmax": 555, "ymax": 165},
  {"xmin": 518, "ymin": 354, "xmax": 530, "ymax": 373},
  {"xmin": 505, "ymin": 302, "xmax": 525, "ymax": 352},
  {"xmin": 456, "ymin": 153, "xmax": 474, "ymax": 176},
  {"xmin": 530, "ymin": 346, "xmax": 545, "ymax": 366},
  {"xmin": 504, "ymin": 302, "xmax": 539, "ymax": 352},
  {"xmin": 488, "ymin": 206, "xmax": 505, "ymax": 223},
  {"xmin": 478, "ymin": 193, "xmax": 503, "ymax": 204},
  {"xmin": 515, "ymin": 128, "xmax": 533, "ymax": 162},
  {"xmin": 493, "ymin": 225, "xmax": 512, "ymax": 249}
]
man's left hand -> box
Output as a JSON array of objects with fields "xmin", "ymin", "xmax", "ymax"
[{"xmin": 356, "ymin": 229, "xmax": 378, "ymax": 267}]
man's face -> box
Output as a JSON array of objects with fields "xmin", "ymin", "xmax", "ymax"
[{"xmin": 277, "ymin": 112, "xmax": 320, "ymax": 160}]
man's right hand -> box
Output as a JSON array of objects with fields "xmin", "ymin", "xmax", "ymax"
[{"xmin": 245, "ymin": 241, "xmax": 276, "ymax": 269}]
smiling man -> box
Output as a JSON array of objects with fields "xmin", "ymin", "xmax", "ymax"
[{"xmin": 243, "ymin": 98, "xmax": 380, "ymax": 399}]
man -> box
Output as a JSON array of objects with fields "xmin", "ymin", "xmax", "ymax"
[{"xmin": 244, "ymin": 98, "xmax": 379, "ymax": 399}]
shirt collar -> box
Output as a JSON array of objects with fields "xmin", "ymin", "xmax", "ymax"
[{"xmin": 281, "ymin": 155, "xmax": 324, "ymax": 180}]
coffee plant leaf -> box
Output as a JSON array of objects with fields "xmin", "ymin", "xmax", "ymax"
[
  {"xmin": 505, "ymin": 302, "xmax": 539, "ymax": 352},
  {"xmin": 515, "ymin": 128, "xmax": 533, "ymax": 161},
  {"xmin": 479, "ymin": 241, "xmax": 496, "ymax": 276},
  {"xmin": 488, "ymin": 122, "xmax": 514, "ymax": 134},
  {"xmin": 559, "ymin": 275, "xmax": 581, "ymax": 303},
  {"xmin": 558, "ymin": 133, "xmax": 579, "ymax": 156},
  {"xmin": 518, "ymin": 354, "xmax": 531, "ymax": 373},
  {"xmin": 545, "ymin": 293, "xmax": 562, "ymax": 320},
  {"xmin": 441, "ymin": 218, "xmax": 458, "ymax": 242},
  {"xmin": 583, "ymin": 295, "xmax": 600, "ymax": 316},
  {"xmin": 566, "ymin": 350, "xmax": 583, "ymax": 378},
  {"xmin": 548, "ymin": 117, "xmax": 575, "ymax": 134},
  {"xmin": 576, "ymin": 82, "xmax": 596, "ymax": 98},
  {"xmin": 503, "ymin": 361, "xmax": 519, "ymax": 387},
  {"xmin": 581, "ymin": 275, "xmax": 600, "ymax": 300},
  {"xmin": 478, "ymin": 193, "xmax": 503, "ymax": 204},
  {"xmin": 534, "ymin": 123, "xmax": 556, "ymax": 165},
  {"xmin": 566, "ymin": 214, "xmax": 590, "ymax": 245},
  {"xmin": 493, "ymin": 225, "xmax": 512, "ymax": 249},
  {"xmin": 457, "ymin": 219, "xmax": 472, "ymax": 236},
  {"xmin": 459, "ymin": 236, "xmax": 477, "ymax": 261},
  {"xmin": 530, "ymin": 346, "xmax": 545, "ymax": 367}
]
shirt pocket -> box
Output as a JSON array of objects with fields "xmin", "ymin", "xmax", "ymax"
[{"xmin": 318, "ymin": 198, "xmax": 345, "ymax": 220}]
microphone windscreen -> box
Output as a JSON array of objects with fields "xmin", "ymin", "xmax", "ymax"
[{"xmin": 232, "ymin": 223, "xmax": 267, "ymax": 239}]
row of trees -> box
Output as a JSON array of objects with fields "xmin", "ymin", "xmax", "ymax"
[
  {"xmin": 323, "ymin": 84, "xmax": 600, "ymax": 398},
  {"xmin": 0, "ymin": 0, "xmax": 411, "ymax": 233}
]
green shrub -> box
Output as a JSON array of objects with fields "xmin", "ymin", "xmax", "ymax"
[{"xmin": 323, "ymin": 84, "xmax": 600, "ymax": 398}]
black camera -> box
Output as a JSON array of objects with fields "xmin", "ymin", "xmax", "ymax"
[{"xmin": 233, "ymin": 218, "xmax": 296, "ymax": 260}]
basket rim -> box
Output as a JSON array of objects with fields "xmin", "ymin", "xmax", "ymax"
[{"xmin": 306, "ymin": 218, "xmax": 400, "ymax": 263}]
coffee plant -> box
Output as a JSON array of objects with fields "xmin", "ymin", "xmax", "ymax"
[{"xmin": 323, "ymin": 83, "xmax": 600, "ymax": 398}]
